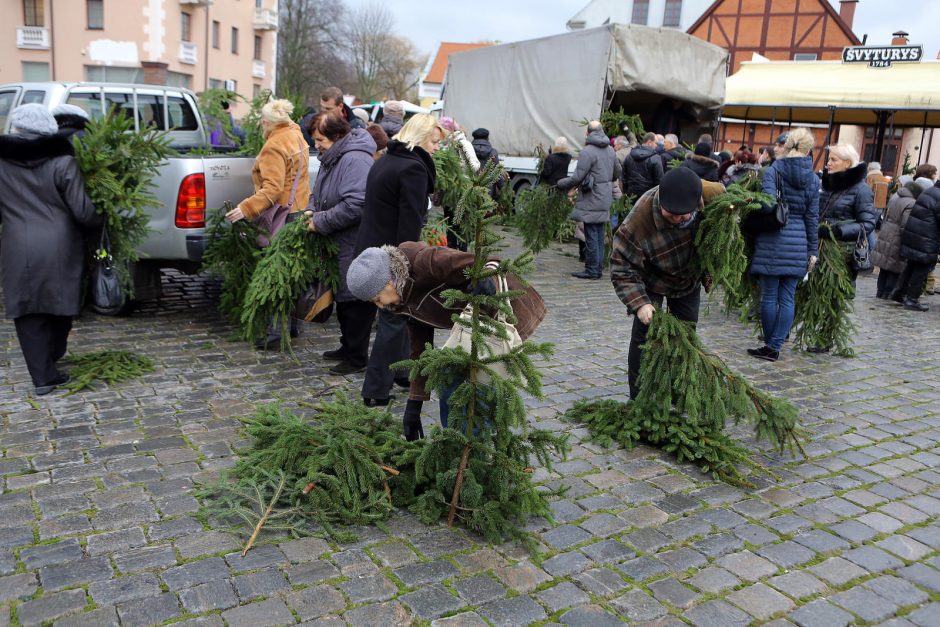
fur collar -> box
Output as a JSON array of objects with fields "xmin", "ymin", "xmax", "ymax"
[
  {"xmin": 382, "ymin": 245, "xmax": 410, "ymax": 299},
  {"xmin": 689, "ymin": 153, "xmax": 718, "ymax": 167},
  {"xmin": 822, "ymin": 161, "xmax": 867, "ymax": 192},
  {"xmin": 0, "ymin": 133, "xmax": 74, "ymax": 164}
]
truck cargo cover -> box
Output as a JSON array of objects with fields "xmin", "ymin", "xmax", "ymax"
[{"xmin": 443, "ymin": 24, "xmax": 728, "ymax": 155}]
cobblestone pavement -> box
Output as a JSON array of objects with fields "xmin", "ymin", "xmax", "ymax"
[{"xmin": 2, "ymin": 229, "xmax": 940, "ymax": 626}]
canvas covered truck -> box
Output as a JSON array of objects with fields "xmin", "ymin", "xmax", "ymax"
[{"xmin": 443, "ymin": 23, "xmax": 728, "ymax": 192}]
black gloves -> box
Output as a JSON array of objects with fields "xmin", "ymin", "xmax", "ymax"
[
  {"xmin": 470, "ymin": 278, "xmax": 497, "ymax": 296},
  {"xmin": 403, "ymin": 399, "xmax": 424, "ymax": 441},
  {"xmin": 819, "ymin": 223, "xmax": 841, "ymax": 240}
]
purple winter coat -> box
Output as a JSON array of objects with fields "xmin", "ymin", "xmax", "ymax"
[{"xmin": 309, "ymin": 128, "xmax": 377, "ymax": 302}]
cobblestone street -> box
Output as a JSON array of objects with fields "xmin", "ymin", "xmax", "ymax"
[{"xmin": 2, "ymin": 230, "xmax": 940, "ymax": 627}]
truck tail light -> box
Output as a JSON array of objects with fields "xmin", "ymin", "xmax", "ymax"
[{"xmin": 175, "ymin": 173, "xmax": 206, "ymax": 228}]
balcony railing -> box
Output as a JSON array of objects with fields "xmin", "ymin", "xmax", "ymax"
[
  {"xmin": 16, "ymin": 26, "xmax": 50, "ymax": 49},
  {"xmin": 179, "ymin": 42, "xmax": 198, "ymax": 65},
  {"xmin": 253, "ymin": 8, "xmax": 278, "ymax": 31},
  {"xmin": 252, "ymin": 60, "xmax": 266, "ymax": 79},
  {"xmin": 179, "ymin": 0, "xmax": 212, "ymax": 5}
]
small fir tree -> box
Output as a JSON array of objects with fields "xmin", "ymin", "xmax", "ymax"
[
  {"xmin": 73, "ymin": 109, "xmax": 174, "ymax": 293},
  {"xmin": 513, "ymin": 185, "xmax": 574, "ymax": 254},
  {"xmin": 197, "ymin": 88, "xmax": 244, "ymax": 148},
  {"xmin": 399, "ymin": 160, "xmax": 570, "ymax": 552},
  {"xmin": 201, "ymin": 202, "xmax": 262, "ymax": 327},
  {"xmin": 792, "ymin": 234, "xmax": 857, "ymax": 356}
]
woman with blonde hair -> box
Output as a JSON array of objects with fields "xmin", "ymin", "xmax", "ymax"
[
  {"xmin": 540, "ymin": 136, "xmax": 572, "ymax": 187},
  {"xmin": 746, "ymin": 127, "xmax": 819, "ymax": 362},
  {"xmin": 353, "ymin": 113, "xmax": 445, "ymax": 406},
  {"xmin": 226, "ymin": 98, "xmax": 310, "ymax": 348}
]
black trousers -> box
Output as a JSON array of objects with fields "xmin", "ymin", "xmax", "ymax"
[
  {"xmin": 361, "ymin": 308, "xmax": 409, "ymax": 401},
  {"xmin": 336, "ymin": 300, "xmax": 376, "ymax": 368},
  {"xmin": 14, "ymin": 314, "xmax": 72, "ymax": 386},
  {"xmin": 895, "ymin": 261, "xmax": 932, "ymax": 300},
  {"xmin": 876, "ymin": 269, "xmax": 899, "ymax": 297},
  {"xmin": 628, "ymin": 289, "xmax": 701, "ymax": 399}
]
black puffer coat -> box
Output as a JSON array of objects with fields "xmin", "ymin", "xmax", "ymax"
[
  {"xmin": 540, "ymin": 152, "xmax": 572, "ymax": 186},
  {"xmin": 622, "ymin": 146, "xmax": 664, "ymax": 197},
  {"xmin": 819, "ymin": 162, "xmax": 876, "ymax": 242},
  {"xmin": 679, "ymin": 154, "xmax": 719, "ymax": 182},
  {"xmin": 899, "ymin": 182, "xmax": 940, "ymax": 264},
  {"xmin": 0, "ymin": 133, "xmax": 101, "ymax": 318}
]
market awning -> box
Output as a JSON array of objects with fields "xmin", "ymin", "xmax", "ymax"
[{"xmin": 722, "ymin": 60, "xmax": 940, "ymax": 127}]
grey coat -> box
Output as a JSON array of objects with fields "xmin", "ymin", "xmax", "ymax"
[
  {"xmin": 871, "ymin": 186, "xmax": 917, "ymax": 273},
  {"xmin": 0, "ymin": 133, "xmax": 100, "ymax": 318},
  {"xmin": 310, "ymin": 128, "xmax": 377, "ymax": 302},
  {"xmin": 558, "ymin": 129, "xmax": 617, "ymax": 224}
]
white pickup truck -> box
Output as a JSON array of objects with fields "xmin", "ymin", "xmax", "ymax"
[{"xmin": 0, "ymin": 81, "xmax": 319, "ymax": 305}]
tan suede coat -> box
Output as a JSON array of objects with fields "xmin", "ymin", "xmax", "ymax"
[{"xmin": 238, "ymin": 122, "xmax": 310, "ymax": 220}]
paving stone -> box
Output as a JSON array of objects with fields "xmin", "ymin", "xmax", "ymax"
[
  {"xmin": 717, "ymin": 550, "xmax": 779, "ymax": 581},
  {"xmin": 411, "ymin": 529, "xmax": 474, "ymax": 558},
  {"xmin": 863, "ymin": 575, "xmax": 930, "ymax": 606},
  {"xmin": 542, "ymin": 550, "xmax": 593, "ymax": 576},
  {"xmin": 733, "ymin": 523, "xmax": 780, "ymax": 546},
  {"xmin": 828, "ymin": 519, "xmax": 879, "ymax": 543},
  {"xmin": 223, "ymin": 544, "xmax": 286, "ymax": 572},
  {"xmin": 0, "ymin": 550, "xmax": 14, "ymax": 575},
  {"xmin": 160, "ymin": 557, "xmax": 229, "ymax": 590},
  {"xmin": 85, "ymin": 527, "xmax": 147, "ymax": 555},
  {"xmin": 543, "ymin": 524, "xmax": 592, "ymax": 550},
  {"xmin": 287, "ymin": 559, "xmax": 341, "ymax": 586},
  {"xmin": 492, "ymin": 561, "xmax": 551, "ymax": 592},
  {"xmin": 908, "ymin": 603, "xmax": 940, "ymax": 627},
  {"xmin": 727, "ymin": 583, "xmax": 795, "ymax": 620},
  {"xmin": 339, "ymin": 573, "xmax": 398, "ymax": 603},
  {"xmin": 683, "ymin": 599, "xmax": 751, "ymax": 627},
  {"xmin": 454, "ymin": 575, "xmax": 507, "ymax": 605},
  {"xmin": 53, "ymin": 607, "xmax": 120, "ymax": 627},
  {"xmin": 657, "ymin": 547, "xmax": 707, "ymax": 571},
  {"xmin": 535, "ymin": 581, "xmax": 590, "ymax": 613},
  {"xmin": 279, "ymin": 536, "xmax": 331, "ymax": 562},
  {"xmin": 579, "ymin": 538, "xmax": 635, "ymax": 564},
  {"xmin": 623, "ymin": 527, "xmax": 670, "ymax": 552},
  {"xmin": 842, "ymin": 545, "xmax": 904, "ymax": 572},
  {"xmin": 897, "ymin": 563, "xmax": 940, "ymax": 593},
  {"xmin": 113, "ymin": 545, "xmax": 178, "ymax": 572},
  {"xmin": 610, "ymin": 589, "xmax": 668, "ymax": 622},
  {"xmin": 793, "ymin": 529, "xmax": 850, "ymax": 554},
  {"xmin": 617, "ymin": 555, "xmax": 670, "ymax": 582},
  {"xmin": 331, "ymin": 548, "xmax": 379, "ymax": 576},
  {"xmin": 342, "ymin": 601, "xmax": 411, "ymax": 627},
  {"xmin": 769, "ymin": 571, "xmax": 828, "ymax": 599},
  {"xmin": 394, "ymin": 558, "xmax": 460, "ymax": 586},
  {"xmin": 758, "ymin": 540, "xmax": 816, "ymax": 569},
  {"xmin": 689, "ymin": 566, "xmax": 741, "ymax": 594},
  {"xmin": 178, "ymin": 579, "xmax": 238, "ymax": 613},
  {"xmin": 16, "ymin": 589, "xmax": 87, "ymax": 626},
  {"xmin": 572, "ymin": 567, "xmax": 630, "ymax": 597},
  {"xmin": 232, "ymin": 567, "xmax": 290, "ymax": 599},
  {"xmin": 876, "ymin": 534, "xmax": 933, "ymax": 561},
  {"xmin": 648, "ymin": 577, "xmax": 697, "ymax": 610},
  {"xmin": 370, "ymin": 541, "xmax": 418, "ymax": 567},
  {"xmin": 147, "ymin": 516, "xmax": 203, "ymax": 541},
  {"xmin": 830, "ymin": 586, "xmax": 899, "ymax": 623},
  {"xmin": 0, "ymin": 572, "xmax": 38, "ymax": 603},
  {"xmin": 655, "ymin": 493, "xmax": 700, "ymax": 515},
  {"xmin": 480, "ymin": 595, "xmax": 547, "ymax": 626},
  {"xmin": 399, "ymin": 583, "xmax": 464, "ymax": 619},
  {"xmin": 453, "ymin": 548, "xmax": 506, "ymax": 574},
  {"xmin": 115, "ymin": 592, "xmax": 181, "ymax": 626},
  {"xmin": 692, "ymin": 532, "xmax": 744, "ymax": 558},
  {"xmin": 809, "ymin": 557, "xmax": 870, "ymax": 586},
  {"xmin": 39, "ymin": 556, "xmax": 113, "ymax": 591},
  {"xmin": 20, "ymin": 539, "xmax": 83, "ymax": 569},
  {"xmin": 89, "ymin": 573, "xmax": 162, "ymax": 606},
  {"xmin": 618, "ymin": 504, "xmax": 669, "ymax": 528},
  {"xmin": 222, "ymin": 598, "xmax": 295, "ymax": 627},
  {"xmin": 286, "ymin": 585, "xmax": 346, "ymax": 621},
  {"xmin": 174, "ymin": 530, "xmax": 239, "ymax": 559},
  {"xmin": 559, "ymin": 605, "xmax": 625, "ymax": 627},
  {"xmin": 787, "ymin": 599, "xmax": 853, "ymax": 627}
]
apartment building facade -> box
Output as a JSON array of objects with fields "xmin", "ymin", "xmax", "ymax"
[{"xmin": 2, "ymin": 0, "xmax": 277, "ymax": 113}]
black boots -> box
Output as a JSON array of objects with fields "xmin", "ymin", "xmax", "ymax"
[{"xmin": 903, "ymin": 298, "xmax": 929, "ymax": 312}]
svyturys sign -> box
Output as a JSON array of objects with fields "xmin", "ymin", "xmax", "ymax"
[{"xmin": 842, "ymin": 45, "xmax": 924, "ymax": 68}]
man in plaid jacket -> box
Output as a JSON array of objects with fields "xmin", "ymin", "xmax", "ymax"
[{"xmin": 610, "ymin": 168, "xmax": 725, "ymax": 398}]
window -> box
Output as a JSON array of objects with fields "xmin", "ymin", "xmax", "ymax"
[
  {"xmin": 84, "ymin": 65, "xmax": 142, "ymax": 83},
  {"xmin": 793, "ymin": 53, "xmax": 818, "ymax": 61},
  {"xmin": 0, "ymin": 90, "xmax": 20, "ymax": 131},
  {"xmin": 166, "ymin": 71, "xmax": 192, "ymax": 89},
  {"xmin": 23, "ymin": 0, "xmax": 44, "ymax": 26},
  {"xmin": 212, "ymin": 21, "xmax": 220, "ymax": 49},
  {"xmin": 254, "ymin": 35, "xmax": 262, "ymax": 60},
  {"xmin": 22, "ymin": 90, "xmax": 46, "ymax": 104},
  {"xmin": 231, "ymin": 27, "xmax": 239, "ymax": 54},
  {"xmin": 631, "ymin": 0, "xmax": 649, "ymax": 25},
  {"xmin": 66, "ymin": 92, "xmax": 105, "ymax": 120},
  {"xmin": 663, "ymin": 0, "xmax": 682, "ymax": 27},
  {"xmin": 208, "ymin": 78, "xmax": 223, "ymax": 90},
  {"xmin": 104, "ymin": 92, "xmax": 136, "ymax": 121},
  {"xmin": 87, "ymin": 0, "xmax": 104, "ymax": 30},
  {"xmin": 167, "ymin": 96, "xmax": 198, "ymax": 130},
  {"xmin": 253, "ymin": 84, "xmax": 262, "ymax": 99},
  {"xmin": 136, "ymin": 94, "xmax": 165, "ymax": 130},
  {"xmin": 22, "ymin": 61, "xmax": 50, "ymax": 82},
  {"xmin": 181, "ymin": 12, "xmax": 191, "ymax": 42},
  {"xmin": 256, "ymin": 0, "xmax": 263, "ymax": 7}
]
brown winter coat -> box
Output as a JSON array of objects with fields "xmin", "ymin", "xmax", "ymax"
[
  {"xmin": 395, "ymin": 241, "xmax": 547, "ymax": 401},
  {"xmin": 867, "ymin": 170, "xmax": 890, "ymax": 210},
  {"xmin": 871, "ymin": 186, "xmax": 916, "ymax": 274},
  {"xmin": 238, "ymin": 122, "xmax": 310, "ymax": 220}
]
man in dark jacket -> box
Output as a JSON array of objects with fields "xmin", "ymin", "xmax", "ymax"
[
  {"xmin": 660, "ymin": 134, "xmax": 685, "ymax": 171},
  {"xmin": 0, "ymin": 104, "xmax": 101, "ymax": 395},
  {"xmin": 894, "ymin": 179, "xmax": 940, "ymax": 311},
  {"xmin": 610, "ymin": 168, "xmax": 724, "ymax": 398},
  {"xmin": 622, "ymin": 132, "xmax": 664, "ymax": 197},
  {"xmin": 301, "ymin": 86, "xmax": 365, "ymax": 148},
  {"xmin": 471, "ymin": 128, "xmax": 505, "ymax": 197}
]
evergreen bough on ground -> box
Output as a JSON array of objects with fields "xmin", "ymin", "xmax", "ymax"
[
  {"xmin": 239, "ymin": 217, "xmax": 339, "ymax": 353},
  {"xmin": 399, "ymin": 162, "xmax": 570, "ymax": 553},
  {"xmin": 72, "ymin": 109, "xmax": 174, "ymax": 294},
  {"xmin": 62, "ymin": 351, "xmax": 155, "ymax": 394},
  {"xmin": 792, "ymin": 235, "xmax": 857, "ymax": 357},
  {"xmin": 565, "ymin": 311, "xmax": 806, "ymax": 486},
  {"xmin": 201, "ymin": 202, "xmax": 262, "ymax": 327},
  {"xmin": 196, "ymin": 397, "xmax": 424, "ymax": 547}
]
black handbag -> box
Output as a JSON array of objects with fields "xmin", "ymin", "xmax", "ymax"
[
  {"xmin": 852, "ymin": 228, "xmax": 873, "ymax": 273},
  {"xmin": 579, "ymin": 174, "xmax": 595, "ymax": 194},
  {"xmin": 89, "ymin": 228, "xmax": 124, "ymax": 315},
  {"xmin": 742, "ymin": 170, "xmax": 789, "ymax": 233}
]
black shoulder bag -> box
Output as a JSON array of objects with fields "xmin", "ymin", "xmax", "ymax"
[{"xmin": 742, "ymin": 170, "xmax": 789, "ymax": 233}]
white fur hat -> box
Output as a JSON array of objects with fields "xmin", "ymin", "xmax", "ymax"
[{"xmin": 10, "ymin": 103, "xmax": 58, "ymax": 135}]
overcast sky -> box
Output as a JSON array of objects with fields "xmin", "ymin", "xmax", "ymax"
[{"xmin": 343, "ymin": 0, "xmax": 940, "ymax": 61}]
